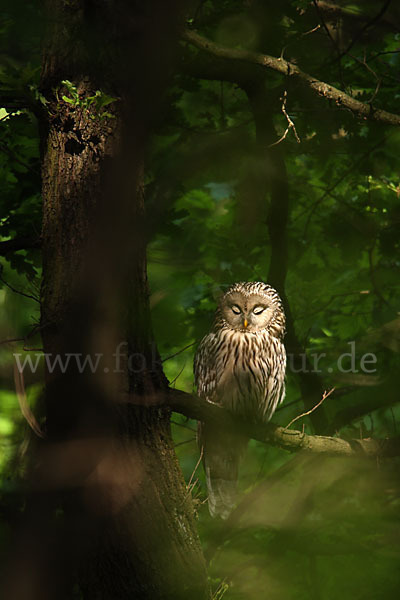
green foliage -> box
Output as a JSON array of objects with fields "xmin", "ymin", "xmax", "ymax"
[
  {"xmin": 147, "ymin": 4, "xmax": 400, "ymax": 597},
  {"xmin": 1, "ymin": 2, "xmax": 400, "ymax": 598},
  {"xmin": 0, "ymin": 110, "xmax": 41, "ymax": 278},
  {"xmin": 59, "ymin": 80, "xmax": 117, "ymax": 120}
]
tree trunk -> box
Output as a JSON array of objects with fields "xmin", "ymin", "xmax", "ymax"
[{"xmin": 4, "ymin": 2, "xmax": 208, "ymax": 599}]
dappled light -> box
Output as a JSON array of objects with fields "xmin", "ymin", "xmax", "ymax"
[{"xmin": 1, "ymin": 1, "xmax": 400, "ymax": 599}]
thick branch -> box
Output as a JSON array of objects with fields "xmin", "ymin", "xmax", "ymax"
[
  {"xmin": 182, "ymin": 29, "xmax": 400, "ymax": 127},
  {"xmin": 168, "ymin": 389, "xmax": 400, "ymax": 458}
]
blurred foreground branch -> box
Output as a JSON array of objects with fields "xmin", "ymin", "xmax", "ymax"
[{"xmin": 168, "ymin": 389, "xmax": 400, "ymax": 458}]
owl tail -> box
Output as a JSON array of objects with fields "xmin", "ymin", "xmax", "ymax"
[
  {"xmin": 199, "ymin": 424, "xmax": 247, "ymax": 519},
  {"xmin": 205, "ymin": 460, "xmax": 238, "ymax": 520}
]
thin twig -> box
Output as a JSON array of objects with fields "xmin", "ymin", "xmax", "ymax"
[
  {"xmin": 0, "ymin": 270, "xmax": 40, "ymax": 303},
  {"xmin": 280, "ymin": 23, "xmax": 321, "ymax": 60},
  {"xmin": 313, "ymin": 0, "xmax": 337, "ymax": 48},
  {"xmin": 0, "ymin": 336, "xmax": 26, "ymax": 346},
  {"xmin": 303, "ymin": 24, "xmax": 321, "ymax": 36},
  {"xmin": 285, "ymin": 387, "xmax": 335, "ymax": 430},
  {"xmin": 162, "ymin": 341, "xmax": 196, "ymax": 363},
  {"xmin": 169, "ymin": 360, "xmax": 187, "ymax": 387},
  {"xmin": 187, "ymin": 444, "xmax": 203, "ymax": 491},
  {"xmin": 171, "ymin": 419, "xmax": 197, "ymax": 432},
  {"xmin": 347, "ymin": 50, "xmax": 382, "ymax": 104},
  {"xmin": 0, "ymin": 323, "xmax": 42, "ymax": 347},
  {"xmin": 369, "ymin": 49, "xmax": 400, "ymax": 62},
  {"xmin": 0, "ymin": 111, "xmax": 17, "ymax": 122},
  {"xmin": 174, "ymin": 438, "xmax": 196, "ymax": 448},
  {"xmin": 313, "ymin": 0, "xmax": 346, "ymax": 88},
  {"xmin": 269, "ymin": 91, "xmax": 301, "ymax": 148}
]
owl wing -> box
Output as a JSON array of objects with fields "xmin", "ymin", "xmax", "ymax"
[
  {"xmin": 259, "ymin": 337, "xmax": 286, "ymax": 421},
  {"xmin": 194, "ymin": 333, "xmax": 220, "ymax": 402},
  {"xmin": 194, "ymin": 332, "xmax": 242, "ymax": 519}
]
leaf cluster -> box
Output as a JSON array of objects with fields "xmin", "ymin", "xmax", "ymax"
[{"xmin": 59, "ymin": 80, "xmax": 117, "ymax": 120}]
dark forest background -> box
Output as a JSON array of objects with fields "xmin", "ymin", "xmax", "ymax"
[{"xmin": 1, "ymin": 1, "xmax": 400, "ymax": 599}]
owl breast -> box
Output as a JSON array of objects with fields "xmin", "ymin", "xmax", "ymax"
[{"xmin": 197, "ymin": 328, "xmax": 286, "ymax": 423}]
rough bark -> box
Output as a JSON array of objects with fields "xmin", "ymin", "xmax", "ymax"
[{"xmin": 3, "ymin": 2, "xmax": 208, "ymax": 599}]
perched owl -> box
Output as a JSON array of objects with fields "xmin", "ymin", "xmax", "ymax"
[{"xmin": 194, "ymin": 281, "xmax": 286, "ymax": 519}]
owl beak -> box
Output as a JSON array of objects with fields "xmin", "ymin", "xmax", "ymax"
[{"xmin": 243, "ymin": 318, "xmax": 248, "ymax": 328}]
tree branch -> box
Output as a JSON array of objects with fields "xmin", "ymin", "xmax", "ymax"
[
  {"xmin": 243, "ymin": 82, "xmax": 329, "ymax": 432},
  {"xmin": 182, "ymin": 29, "xmax": 400, "ymax": 126},
  {"xmin": 167, "ymin": 389, "xmax": 400, "ymax": 459}
]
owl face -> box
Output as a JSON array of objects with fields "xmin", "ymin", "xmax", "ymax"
[{"xmin": 219, "ymin": 289, "xmax": 276, "ymax": 333}]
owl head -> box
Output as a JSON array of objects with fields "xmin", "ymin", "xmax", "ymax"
[{"xmin": 216, "ymin": 281, "xmax": 286, "ymax": 338}]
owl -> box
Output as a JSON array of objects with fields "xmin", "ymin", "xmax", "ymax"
[{"xmin": 194, "ymin": 281, "xmax": 286, "ymax": 519}]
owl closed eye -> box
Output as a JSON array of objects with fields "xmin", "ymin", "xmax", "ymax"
[{"xmin": 220, "ymin": 290, "xmax": 278, "ymax": 333}]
